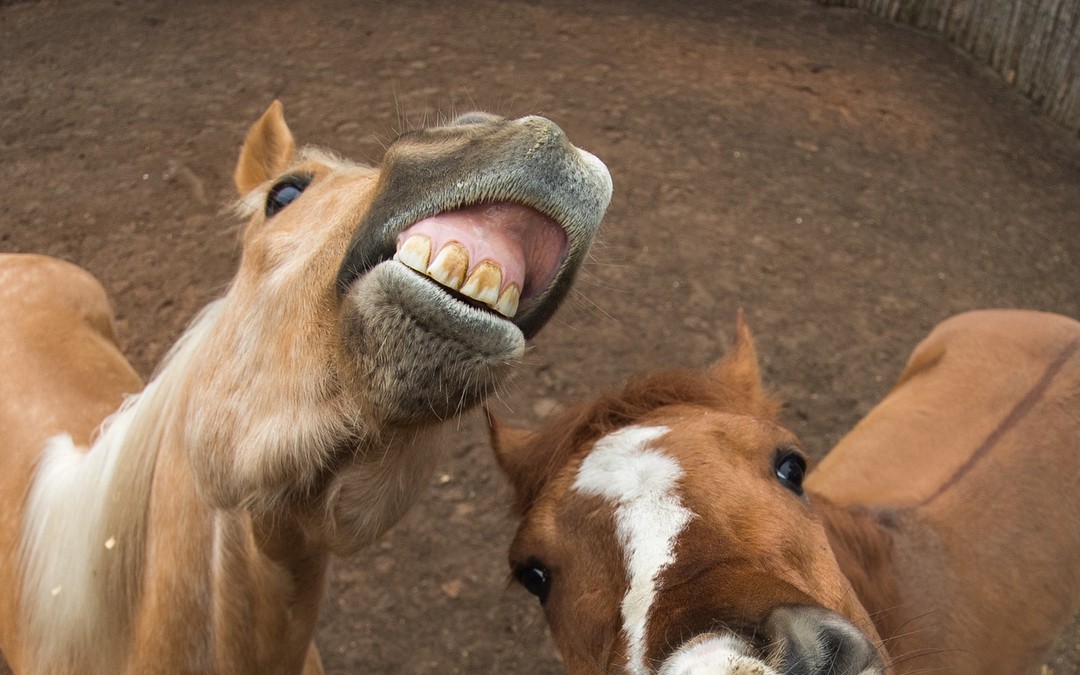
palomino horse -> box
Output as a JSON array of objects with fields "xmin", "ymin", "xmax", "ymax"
[
  {"xmin": 0, "ymin": 102, "xmax": 611, "ymax": 674},
  {"xmin": 490, "ymin": 309, "xmax": 1080, "ymax": 674}
]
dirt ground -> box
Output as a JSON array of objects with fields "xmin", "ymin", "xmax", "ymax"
[{"xmin": 2, "ymin": 0, "xmax": 1079, "ymax": 672}]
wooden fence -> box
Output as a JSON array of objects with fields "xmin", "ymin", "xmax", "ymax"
[{"xmin": 822, "ymin": 0, "xmax": 1080, "ymax": 134}]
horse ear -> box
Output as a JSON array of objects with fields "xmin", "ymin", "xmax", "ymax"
[
  {"xmin": 710, "ymin": 309, "xmax": 778, "ymax": 418},
  {"xmin": 485, "ymin": 408, "xmax": 537, "ymax": 501},
  {"xmin": 235, "ymin": 100, "xmax": 297, "ymax": 195}
]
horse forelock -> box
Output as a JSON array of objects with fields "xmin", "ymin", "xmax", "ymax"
[
  {"xmin": 17, "ymin": 302, "xmax": 222, "ymax": 674},
  {"xmin": 513, "ymin": 367, "xmax": 760, "ymax": 514}
]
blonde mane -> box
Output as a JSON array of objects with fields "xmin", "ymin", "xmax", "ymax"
[{"xmin": 17, "ymin": 301, "xmax": 224, "ymax": 674}]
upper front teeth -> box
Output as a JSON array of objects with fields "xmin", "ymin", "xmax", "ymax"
[
  {"xmin": 460, "ymin": 261, "xmax": 502, "ymax": 306},
  {"xmin": 394, "ymin": 234, "xmax": 520, "ymax": 318},
  {"xmin": 493, "ymin": 284, "xmax": 520, "ymax": 318},
  {"xmin": 395, "ymin": 234, "xmax": 432, "ymax": 272},
  {"xmin": 426, "ymin": 242, "xmax": 468, "ymax": 290}
]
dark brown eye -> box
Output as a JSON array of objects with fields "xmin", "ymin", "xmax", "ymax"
[
  {"xmin": 513, "ymin": 558, "xmax": 551, "ymax": 604},
  {"xmin": 265, "ymin": 174, "xmax": 311, "ymax": 217},
  {"xmin": 774, "ymin": 450, "xmax": 807, "ymax": 496}
]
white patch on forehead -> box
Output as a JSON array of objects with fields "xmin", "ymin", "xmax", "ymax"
[{"xmin": 573, "ymin": 424, "xmax": 693, "ymax": 675}]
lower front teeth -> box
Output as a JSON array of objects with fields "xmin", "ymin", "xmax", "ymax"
[{"xmin": 394, "ymin": 234, "xmax": 519, "ymax": 318}]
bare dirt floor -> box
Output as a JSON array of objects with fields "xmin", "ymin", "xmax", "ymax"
[{"xmin": 2, "ymin": 0, "xmax": 1079, "ymax": 673}]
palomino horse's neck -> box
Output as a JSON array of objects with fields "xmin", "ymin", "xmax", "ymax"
[{"xmin": 18, "ymin": 302, "xmax": 224, "ymax": 674}]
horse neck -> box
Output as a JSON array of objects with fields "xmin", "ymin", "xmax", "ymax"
[
  {"xmin": 126, "ymin": 303, "xmax": 330, "ymax": 673},
  {"xmin": 130, "ymin": 445, "xmax": 328, "ymax": 675},
  {"xmin": 811, "ymin": 494, "xmax": 924, "ymax": 666}
]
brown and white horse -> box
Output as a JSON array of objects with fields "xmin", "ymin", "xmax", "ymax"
[
  {"xmin": 0, "ymin": 102, "xmax": 611, "ymax": 674},
  {"xmin": 491, "ymin": 309, "xmax": 1080, "ymax": 674}
]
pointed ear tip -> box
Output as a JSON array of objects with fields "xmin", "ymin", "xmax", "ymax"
[
  {"xmin": 488, "ymin": 420, "xmax": 536, "ymax": 458},
  {"xmin": 266, "ymin": 100, "xmax": 287, "ymax": 122},
  {"xmin": 246, "ymin": 100, "xmax": 290, "ymax": 139},
  {"xmin": 235, "ymin": 100, "xmax": 297, "ymax": 194}
]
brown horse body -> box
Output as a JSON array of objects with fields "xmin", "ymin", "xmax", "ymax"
[
  {"xmin": 811, "ymin": 309, "xmax": 1080, "ymax": 673},
  {"xmin": 0, "ymin": 104, "xmax": 611, "ymax": 674},
  {"xmin": 492, "ymin": 309, "xmax": 1080, "ymax": 674}
]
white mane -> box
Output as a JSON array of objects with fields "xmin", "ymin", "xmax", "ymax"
[{"xmin": 17, "ymin": 301, "xmax": 225, "ymax": 674}]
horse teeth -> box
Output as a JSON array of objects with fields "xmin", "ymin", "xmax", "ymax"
[
  {"xmin": 409, "ymin": 241, "xmax": 516, "ymax": 317},
  {"xmin": 426, "ymin": 242, "xmax": 469, "ymax": 290},
  {"xmin": 460, "ymin": 261, "xmax": 502, "ymax": 307},
  {"xmin": 394, "ymin": 234, "xmax": 432, "ymax": 273},
  {"xmin": 494, "ymin": 284, "xmax": 520, "ymax": 318}
]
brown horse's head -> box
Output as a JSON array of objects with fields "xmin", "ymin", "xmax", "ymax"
[
  {"xmin": 490, "ymin": 313, "xmax": 886, "ymax": 674},
  {"xmin": 181, "ymin": 103, "xmax": 610, "ymax": 540}
]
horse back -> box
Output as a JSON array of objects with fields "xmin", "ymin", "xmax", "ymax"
[
  {"xmin": 0, "ymin": 253, "xmax": 141, "ymax": 667},
  {"xmin": 808, "ymin": 309, "xmax": 1080, "ymax": 508}
]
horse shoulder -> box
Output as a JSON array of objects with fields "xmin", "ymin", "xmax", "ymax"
[{"xmin": 0, "ymin": 253, "xmax": 141, "ymax": 445}]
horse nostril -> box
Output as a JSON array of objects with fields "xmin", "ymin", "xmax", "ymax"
[
  {"xmin": 763, "ymin": 605, "xmax": 884, "ymax": 675},
  {"xmin": 450, "ymin": 111, "xmax": 502, "ymax": 126}
]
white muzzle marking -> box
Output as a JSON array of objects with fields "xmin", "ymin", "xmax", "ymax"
[{"xmin": 657, "ymin": 635, "xmax": 779, "ymax": 675}]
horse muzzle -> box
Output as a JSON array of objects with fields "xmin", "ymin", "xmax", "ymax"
[
  {"xmin": 657, "ymin": 606, "xmax": 885, "ymax": 675},
  {"xmin": 336, "ymin": 112, "xmax": 612, "ymax": 344}
]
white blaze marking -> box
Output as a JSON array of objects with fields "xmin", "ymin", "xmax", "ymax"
[{"xmin": 573, "ymin": 425, "xmax": 693, "ymax": 675}]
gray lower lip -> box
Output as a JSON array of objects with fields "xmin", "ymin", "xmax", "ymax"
[{"xmin": 367, "ymin": 262, "xmax": 525, "ymax": 359}]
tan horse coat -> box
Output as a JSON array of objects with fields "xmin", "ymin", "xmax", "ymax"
[{"xmin": 0, "ymin": 103, "xmax": 611, "ymax": 674}]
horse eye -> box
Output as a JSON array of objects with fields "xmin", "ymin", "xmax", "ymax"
[
  {"xmin": 513, "ymin": 559, "xmax": 551, "ymax": 604},
  {"xmin": 265, "ymin": 174, "xmax": 312, "ymax": 217},
  {"xmin": 774, "ymin": 450, "xmax": 807, "ymax": 496}
]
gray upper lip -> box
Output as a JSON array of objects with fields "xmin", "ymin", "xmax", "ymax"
[{"xmin": 334, "ymin": 114, "xmax": 612, "ymax": 338}]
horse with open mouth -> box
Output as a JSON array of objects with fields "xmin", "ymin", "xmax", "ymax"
[
  {"xmin": 0, "ymin": 102, "xmax": 611, "ymax": 675},
  {"xmin": 490, "ymin": 309, "xmax": 1080, "ymax": 674}
]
